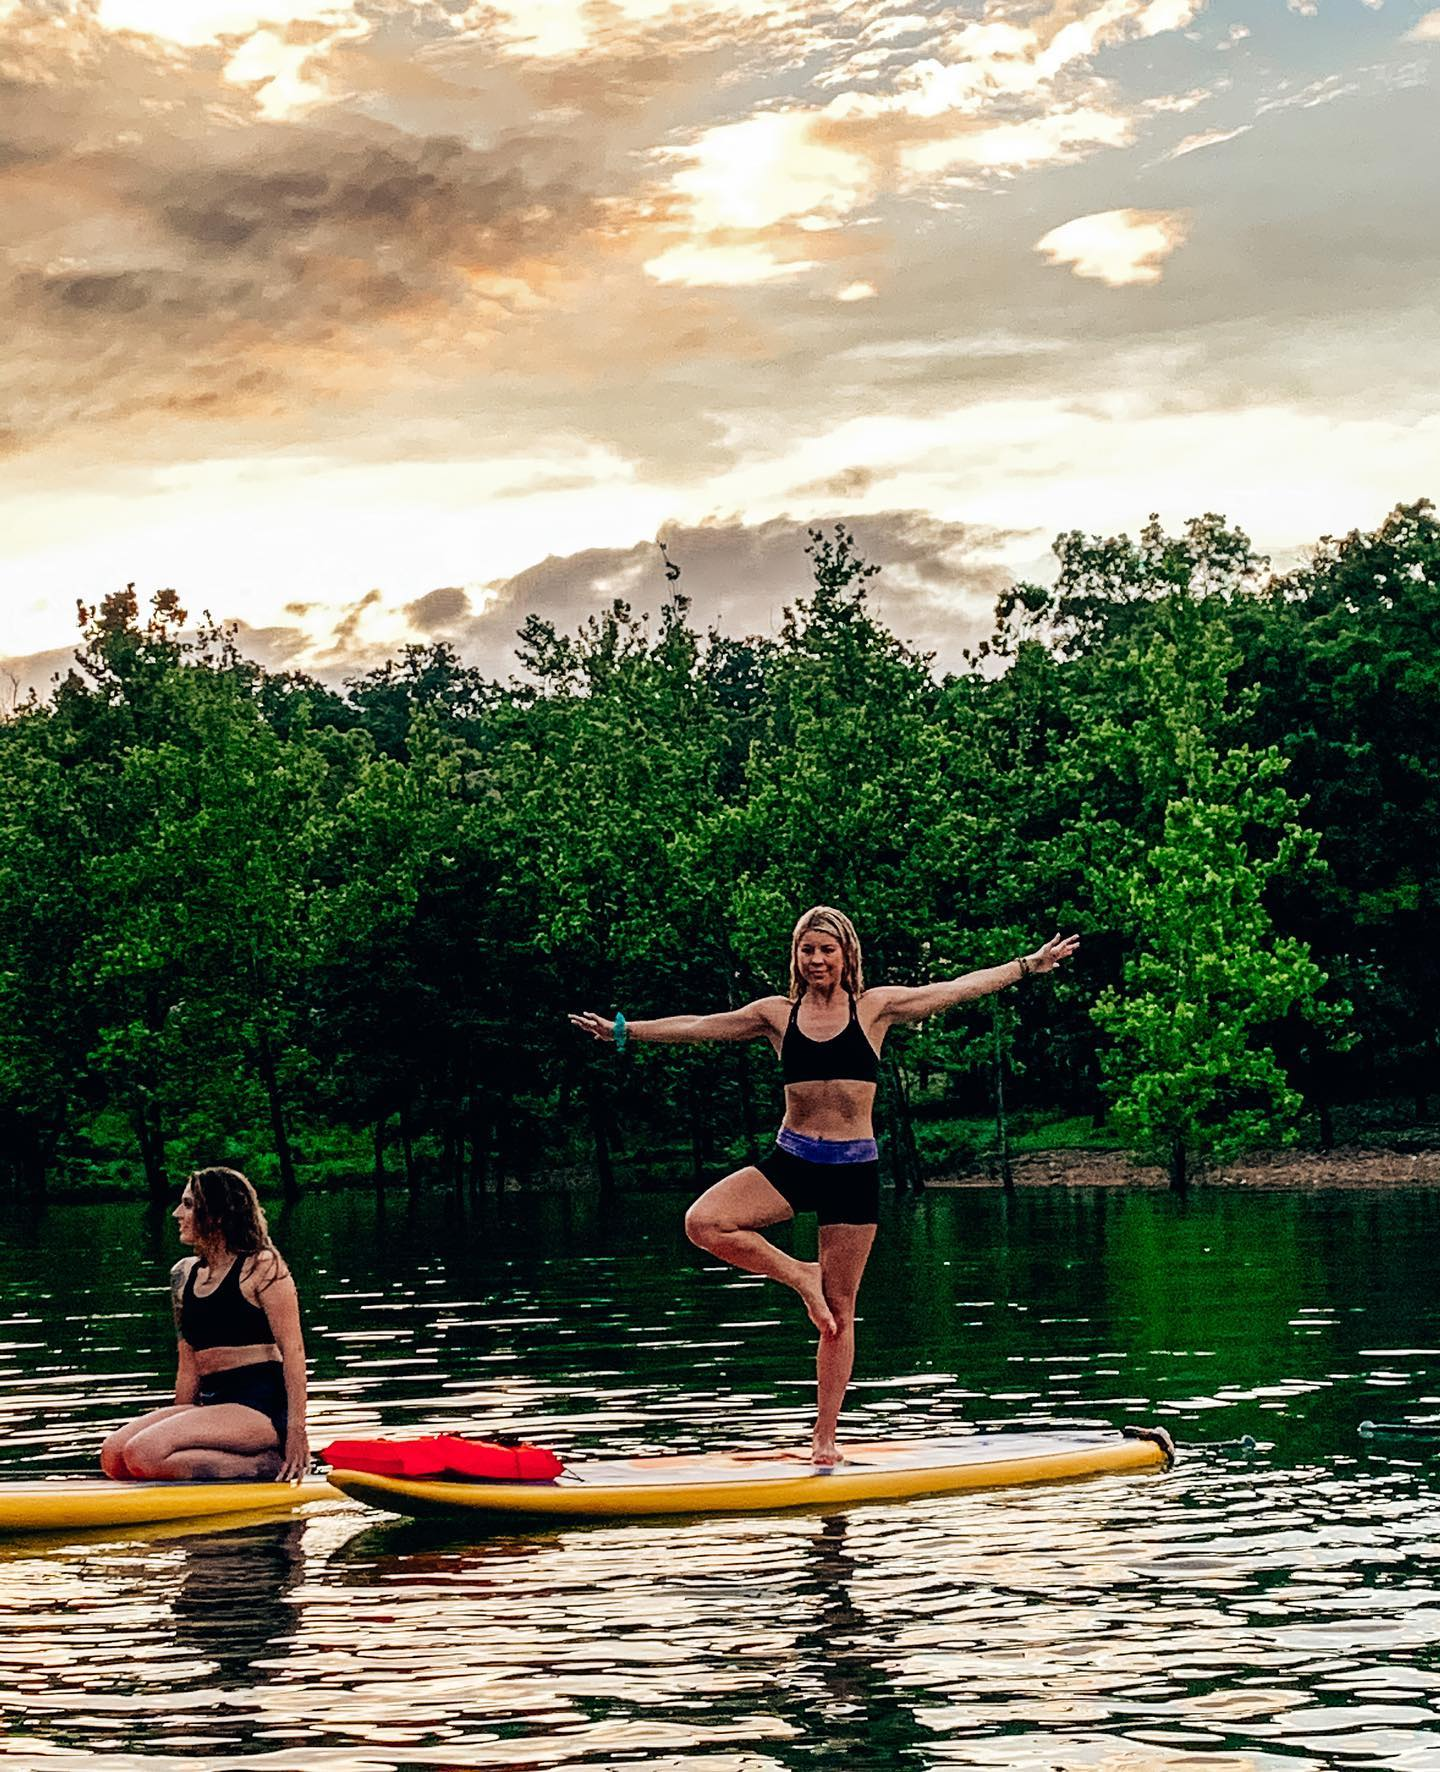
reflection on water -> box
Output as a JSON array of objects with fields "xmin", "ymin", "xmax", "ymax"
[
  {"xmin": 0, "ymin": 1184, "xmax": 1438, "ymax": 1767},
  {"xmin": 171, "ymin": 1519, "xmax": 305, "ymax": 1693}
]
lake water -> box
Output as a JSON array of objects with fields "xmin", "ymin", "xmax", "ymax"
[{"xmin": 2, "ymin": 1182, "xmax": 1438, "ymax": 1770}]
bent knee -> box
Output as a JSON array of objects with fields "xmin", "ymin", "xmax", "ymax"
[
  {"xmin": 99, "ymin": 1436, "xmax": 131, "ymax": 1479},
  {"xmin": 684, "ymin": 1205, "xmax": 719, "ymax": 1248}
]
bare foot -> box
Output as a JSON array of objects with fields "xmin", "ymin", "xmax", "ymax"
[
  {"xmin": 792, "ymin": 1262, "xmax": 837, "ymax": 1337},
  {"xmin": 811, "ymin": 1438, "xmax": 842, "ymax": 1467}
]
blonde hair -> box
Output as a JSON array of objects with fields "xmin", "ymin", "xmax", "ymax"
[{"xmin": 788, "ymin": 905, "xmax": 865, "ymax": 1000}]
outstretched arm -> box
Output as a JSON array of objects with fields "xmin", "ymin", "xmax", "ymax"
[
  {"xmin": 569, "ymin": 998, "xmax": 780, "ymax": 1046},
  {"xmin": 875, "ymin": 932, "xmax": 1080, "ymax": 1029}
]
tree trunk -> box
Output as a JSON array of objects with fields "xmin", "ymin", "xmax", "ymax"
[
  {"xmin": 467, "ymin": 1101, "xmax": 492, "ymax": 1199},
  {"xmin": 11, "ymin": 1121, "xmax": 56, "ymax": 1203},
  {"xmin": 735, "ymin": 1045, "xmax": 759, "ymax": 1166},
  {"xmin": 687, "ymin": 1069, "xmax": 707, "ymax": 1189},
  {"xmin": 585, "ymin": 1074, "xmax": 616, "ymax": 1195},
  {"xmin": 399, "ymin": 1097, "xmax": 417, "ymax": 1191},
  {"xmin": 992, "ymin": 1008, "xmax": 1013, "ymax": 1195},
  {"xmin": 255, "ymin": 1025, "xmax": 299, "ymax": 1203},
  {"xmin": 134, "ymin": 1097, "xmax": 167, "ymax": 1205},
  {"xmin": 372, "ymin": 1116, "xmax": 388, "ymax": 1195},
  {"xmin": 883, "ymin": 1057, "xmax": 921, "ymax": 1193},
  {"xmin": 1169, "ymin": 1136, "xmax": 1188, "ymax": 1192}
]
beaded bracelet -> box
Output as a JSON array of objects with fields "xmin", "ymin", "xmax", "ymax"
[{"xmin": 1016, "ymin": 955, "xmax": 1032, "ymax": 981}]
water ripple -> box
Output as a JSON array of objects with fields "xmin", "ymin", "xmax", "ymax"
[{"xmin": 1, "ymin": 1186, "xmax": 1438, "ymax": 1767}]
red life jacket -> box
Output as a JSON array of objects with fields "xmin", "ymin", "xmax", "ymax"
[{"xmin": 322, "ymin": 1435, "xmax": 563, "ymax": 1482}]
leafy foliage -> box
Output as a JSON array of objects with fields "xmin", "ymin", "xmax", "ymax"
[{"xmin": 0, "ymin": 501, "xmax": 1434, "ymax": 1196}]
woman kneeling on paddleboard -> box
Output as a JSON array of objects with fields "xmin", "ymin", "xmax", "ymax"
[
  {"xmin": 571, "ymin": 907, "xmax": 1078, "ymax": 1466},
  {"xmin": 101, "ymin": 1167, "xmax": 310, "ymax": 1482}
]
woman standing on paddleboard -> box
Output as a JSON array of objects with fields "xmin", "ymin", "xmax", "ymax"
[
  {"xmin": 571, "ymin": 906, "xmax": 1078, "ymax": 1464},
  {"xmin": 101, "ymin": 1167, "xmax": 310, "ymax": 1482}
]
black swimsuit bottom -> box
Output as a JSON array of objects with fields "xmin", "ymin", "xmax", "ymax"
[
  {"xmin": 196, "ymin": 1362, "xmax": 287, "ymax": 1440},
  {"xmin": 758, "ymin": 1143, "xmax": 880, "ymax": 1226}
]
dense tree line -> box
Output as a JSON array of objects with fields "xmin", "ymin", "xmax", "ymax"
[{"xmin": 1, "ymin": 503, "xmax": 1436, "ymax": 1200}]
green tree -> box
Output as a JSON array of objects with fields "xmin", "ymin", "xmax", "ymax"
[{"xmin": 1091, "ymin": 593, "xmax": 1346, "ymax": 1185}]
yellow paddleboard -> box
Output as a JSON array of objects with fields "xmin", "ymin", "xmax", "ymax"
[
  {"xmin": 329, "ymin": 1428, "xmax": 1173, "ymax": 1522},
  {"xmin": 0, "ymin": 1477, "xmax": 335, "ymax": 1535}
]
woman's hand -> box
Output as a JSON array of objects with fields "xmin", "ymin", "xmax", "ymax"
[
  {"xmin": 278, "ymin": 1426, "xmax": 310, "ymax": 1483},
  {"xmin": 568, "ymin": 1011, "xmax": 618, "ymax": 1042},
  {"xmin": 1028, "ymin": 931, "xmax": 1081, "ymax": 974}
]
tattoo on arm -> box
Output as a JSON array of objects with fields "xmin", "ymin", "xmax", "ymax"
[{"xmin": 169, "ymin": 1259, "xmax": 190, "ymax": 1331}]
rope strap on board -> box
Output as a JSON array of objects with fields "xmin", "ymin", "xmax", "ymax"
[{"xmin": 1122, "ymin": 1425, "xmax": 1177, "ymax": 1467}]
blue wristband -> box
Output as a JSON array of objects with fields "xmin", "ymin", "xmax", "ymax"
[{"xmin": 613, "ymin": 1012, "xmax": 628, "ymax": 1054}]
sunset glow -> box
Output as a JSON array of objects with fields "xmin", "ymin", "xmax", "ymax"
[{"xmin": 2, "ymin": 0, "xmax": 1437, "ymax": 692}]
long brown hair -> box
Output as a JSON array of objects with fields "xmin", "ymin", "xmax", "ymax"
[
  {"xmin": 788, "ymin": 905, "xmax": 865, "ymax": 1000},
  {"xmin": 187, "ymin": 1166, "xmax": 274, "ymax": 1259}
]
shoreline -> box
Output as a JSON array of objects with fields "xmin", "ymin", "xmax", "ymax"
[
  {"xmin": 15, "ymin": 1142, "xmax": 1440, "ymax": 1205},
  {"xmin": 923, "ymin": 1145, "xmax": 1440, "ymax": 1190}
]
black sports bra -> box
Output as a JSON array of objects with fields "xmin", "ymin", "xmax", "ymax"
[
  {"xmin": 179, "ymin": 1255, "xmax": 274, "ymax": 1351},
  {"xmin": 781, "ymin": 990, "xmax": 880, "ymax": 1086}
]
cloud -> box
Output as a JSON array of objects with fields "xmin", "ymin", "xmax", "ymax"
[
  {"xmin": 0, "ymin": 11, "xmax": 609, "ymax": 453},
  {"xmin": 1035, "ymin": 208, "xmax": 1189, "ymax": 286},
  {"xmin": 1405, "ymin": 9, "xmax": 1440, "ymax": 39},
  {"xmin": 657, "ymin": 108, "xmax": 876, "ymax": 233},
  {"xmin": 3, "ymin": 0, "xmax": 1438, "ymax": 671},
  {"xmin": 405, "ymin": 585, "xmax": 472, "ymax": 632},
  {"xmin": 95, "ymin": 1, "xmax": 359, "ymax": 45},
  {"xmin": 1164, "ymin": 125, "xmax": 1251, "ymax": 160},
  {"xmin": 225, "ymin": 619, "xmax": 314, "ymax": 670},
  {"xmin": 644, "ymin": 241, "xmax": 820, "ymax": 287},
  {"xmin": 463, "ymin": 511, "xmax": 1023, "ymax": 676},
  {"xmin": 0, "ymin": 644, "xmax": 79, "ymax": 711},
  {"xmin": 637, "ymin": 0, "xmax": 1208, "ymax": 296},
  {"xmin": 0, "ymin": 510, "xmax": 1021, "ymax": 692}
]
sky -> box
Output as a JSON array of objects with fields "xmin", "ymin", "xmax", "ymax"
[{"xmin": 2, "ymin": 0, "xmax": 1438, "ymax": 697}]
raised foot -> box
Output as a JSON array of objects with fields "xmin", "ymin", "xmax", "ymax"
[{"xmin": 792, "ymin": 1262, "xmax": 837, "ymax": 1337}]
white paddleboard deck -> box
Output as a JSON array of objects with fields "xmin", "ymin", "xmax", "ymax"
[{"xmin": 329, "ymin": 1428, "xmax": 1174, "ymax": 1521}]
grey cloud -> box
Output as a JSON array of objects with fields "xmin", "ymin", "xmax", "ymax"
[
  {"xmin": 464, "ymin": 511, "xmax": 1025, "ymax": 676},
  {"xmin": 1, "ymin": 0, "xmax": 1433, "ymax": 510},
  {"xmin": 1, "ymin": 620, "xmax": 309, "ymax": 707},
  {"xmin": 225, "ymin": 621, "xmax": 312, "ymax": 672},
  {"xmin": 154, "ymin": 136, "xmax": 591, "ymax": 268},
  {"xmin": 51, "ymin": 271, "xmax": 152, "ymax": 315},
  {"xmin": 792, "ymin": 466, "xmax": 888, "ymax": 499},
  {"xmin": 327, "ymin": 587, "xmax": 383, "ymax": 655},
  {"xmin": 1, "ymin": 18, "xmax": 607, "ymax": 452},
  {"xmin": 0, "ymin": 645, "xmax": 79, "ymax": 711},
  {"xmin": 405, "ymin": 585, "xmax": 472, "ymax": 632}
]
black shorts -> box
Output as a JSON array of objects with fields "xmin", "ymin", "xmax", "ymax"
[
  {"xmin": 197, "ymin": 1362, "xmax": 287, "ymax": 1441},
  {"xmin": 757, "ymin": 1145, "xmax": 881, "ymax": 1227}
]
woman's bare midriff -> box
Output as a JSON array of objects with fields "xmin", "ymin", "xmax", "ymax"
[
  {"xmin": 781, "ymin": 1078, "xmax": 877, "ymax": 1141},
  {"xmin": 193, "ymin": 1343, "xmax": 280, "ymax": 1378}
]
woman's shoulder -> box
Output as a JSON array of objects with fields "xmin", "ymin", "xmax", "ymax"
[
  {"xmin": 742, "ymin": 994, "xmax": 791, "ymax": 1028},
  {"xmin": 857, "ymin": 984, "xmax": 901, "ymax": 1010},
  {"xmin": 240, "ymin": 1246, "xmax": 290, "ymax": 1293},
  {"xmin": 169, "ymin": 1256, "xmax": 198, "ymax": 1315}
]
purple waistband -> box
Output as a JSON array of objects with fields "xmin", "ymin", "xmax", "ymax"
[{"xmin": 776, "ymin": 1126, "xmax": 879, "ymax": 1165}]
